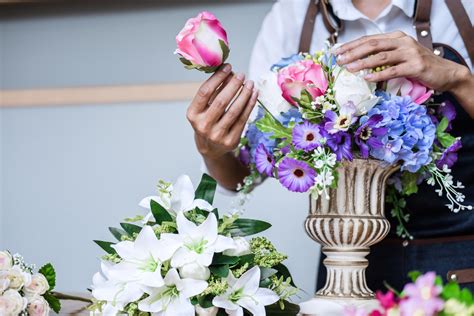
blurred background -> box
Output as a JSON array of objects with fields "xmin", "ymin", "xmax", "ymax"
[{"xmin": 0, "ymin": 0, "xmax": 319, "ymax": 301}]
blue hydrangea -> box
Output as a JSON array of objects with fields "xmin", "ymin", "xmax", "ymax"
[
  {"xmin": 244, "ymin": 108, "xmax": 277, "ymax": 163},
  {"xmin": 278, "ymin": 108, "xmax": 303, "ymax": 127},
  {"xmin": 271, "ymin": 54, "xmax": 304, "ymax": 71},
  {"xmin": 368, "ymin": 96, "xmax": 436, "ymax": 172}
]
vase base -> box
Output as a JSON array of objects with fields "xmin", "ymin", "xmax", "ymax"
[{"xmin": 298, "ymin": 297, "xmax": 380, "ymax": 316}]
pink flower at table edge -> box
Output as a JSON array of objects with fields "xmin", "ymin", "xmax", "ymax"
[
  {"xmin": 175, "ymin": 11, "xmax": 229, "ymax": 70},
  {"xmin": 277, "ymin": 59, "xmax": 328, "ymax": 107},
  {"xmin": 400, "ymin": 271, "xmax": 444, "ymax": 315},
  {"xmin": 386, "ymin": 77, "xmax": 433, "ymax": 105}
]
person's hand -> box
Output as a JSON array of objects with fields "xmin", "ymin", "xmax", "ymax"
[
  {"xmin": 335, "ymin": 31, "xmax": 470, "ymax": 92},
  {"xmin": 187, "ymin": 64, "xmax": 258, "ymax": 160}
]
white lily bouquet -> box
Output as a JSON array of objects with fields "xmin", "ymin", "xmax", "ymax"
[
  {"xmin": 0, "ymin": 251, "xmax": 59, "ymax": 316},
  {"xmin": 90, "ymin": 174, "xmax": 299, "ymax": 316}
]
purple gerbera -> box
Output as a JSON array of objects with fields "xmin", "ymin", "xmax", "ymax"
[
  {"xmin": 326, "ymin": 131, "xmax": 353, "ymax": 161},
  {"xmin": 354, "ymin": 114, "xmax": 388, "ymax": 158},
  {"xmin": 436, "ymin": 139, "xmax": 462, "ymax": 169},
  {"xmin": 277, "ymin": 157, "xmax": 316, "ymax": 192},
  {"xmin": 255, "ymin": 143, "xmax": 275, "ymax": 177},
  {"xmin": 292, "ymin": 121, "xmax": 322, "ymax": 151}
]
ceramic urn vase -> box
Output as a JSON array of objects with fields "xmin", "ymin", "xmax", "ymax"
[{"xmin": 299, "ymin": 159, "xmax": 399, "ymax": 316}]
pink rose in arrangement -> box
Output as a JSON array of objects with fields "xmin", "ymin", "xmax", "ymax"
[
  {"xmin": 387, "ymin": 77, "xmax": 433, "ymax": 104},
  {"xmin": 175, "ymin": 11, "xmax": 229, "ymax": 72},
  {"xmin": 277, "ymin": 59, "xmax": 328, "ymax": 106}
]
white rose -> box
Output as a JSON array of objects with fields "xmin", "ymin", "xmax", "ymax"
[
  {"xmin": 257, "ymin": 71, "xmax": 292, "ymax": 117},
  {"xmin": 333, "ymin": 67, "xmax": 379, "ymax": 115},
  {"xmin": 0, "ymin": 289, "xmax": 27, "ymax": 315},
  {"xmin": 179, "ymin": 262, "xmax": 211, "ymax": 281},
  {"xmin": 196, "ymin": 305, "xmax": 218, "ymax": 316},
  {"xmin": 1, "ymin": 266, "xmax": 31, "ymax": 291},
  {"xmin": 223, "ymin": 237, "xmax": 251, "ymax": 257},
  {"xmin": 27, "ymin": 295, "xmax": 50, "ymax": 316},
  {"xmin": 0, "ymin": 252, "xmax": 13, "ymax": 270},
  {"xmin": 23, "ymin": 273, "xmax": 49, "ymax": 296},
  {"xmin": 0, "ymin": 276, "xmax": 10, "ymax": 295}
]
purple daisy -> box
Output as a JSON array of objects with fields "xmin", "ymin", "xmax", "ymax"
[
  {"xmin": 255, "ymin": 143, "xmax": 275, "ymax": 177},
  {"xmin": 292, "ymin": 121, "xmax": 323, "ymax": 151},
  {"xmin": 354, "ymin": 114, "xmax": 388, "ymax": 158},
  {"xmin": 436, "ymin": 139, "xmax": 462, "ymax": 169},
  {"xmin": 277, "ymin": 157, "xmax": 316, "ymax": 193},
  {"xmin": 238, "ymin": 146, "xmax": 251, "ymax": 166},
  {"xmin": 326, "ymin": 131, "xmax": 353, "ymax": 161}
]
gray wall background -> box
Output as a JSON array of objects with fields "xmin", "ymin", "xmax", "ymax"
[{"xmin": 0, "ymin": 0, "xmax": 320, "ymax": 300}]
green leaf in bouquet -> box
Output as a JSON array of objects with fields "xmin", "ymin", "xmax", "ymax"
[
  {"xmin": 150, "ymin": 200, "xmax": 173, "ymax": 224},
  {"xmin": 437, "ymin": 117, "xmax": 449, "ymax": 134},
  {"xmin": 219, "ymin": 39, "xmax": 230, "ymax": 64},
  {"xmin": 198, "ymin": 295, "xmax": 215, "ymax": 309},
  {"xmin": 109, "ymin": 227, "xmax": 128, "ymax": 241},
  {"xmin": 94, "ymin": 240, "xmax": 117, "ymax": 255},
  {"xmin": 227, "ymin": 219, "xmax": 272, "ymax": 237},
  {"xmin": 210, "ymin": 265, "xmax": 230, "ymax": 278},
  {"xmin": 212, "ymin": 208, "xmax": 220, "ymax": 220},
  {"xmin": 442, "ymin": 282, "xmax": 461, "ymax": 300},
  {"xmin": 39, "ymin": 263, "xmax": 56, "ymax": 290},
  {"xmin": 437, "ymin": 133, "xmax": 457, "ymax": 149},
  {"xmin": 401, "ymin": 172, "xmax": 419, "ymax": 196},
  {"xmin": 260, "ymin": 267, "xmax": 278, "ymax": 280},
  {"xmin": 274, "ymin": 263, "xmax": 297, "ymax": 287},
  {"xmin": 255, "ymin": 112, "xmax": 292, "ymax": 140},
  {"xmin": 238, "ymin": 254, "xmax": 255, "ymax": 266},
  {"xmin": 43, "ymin": 292, "xmax": 61, "ymax": 314},
  {"xmin": 120, "ymin": 223, "xmax": 142, "ymax": 235},
  {"xmin": 460, "ymin": 287, "xmax": 474, "ymax": 305},
  {"xmin": 212, "ymin": 254, "xmax": 240, "ymax": 265},
  {"xmin": 408, "ymin": 270, "xmax": 422, "ymax": 283},
  {"xmin": 195, "ymin": 173, "xmax": 217, "ymax": 205}
]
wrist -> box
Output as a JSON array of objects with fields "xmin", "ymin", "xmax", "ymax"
[{"xmin": 446, "ymin": 63, "xmax": 472, "ymax": 94}]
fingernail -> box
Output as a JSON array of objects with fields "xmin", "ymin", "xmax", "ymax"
[
  {"xmin": 222, "ymin": 64, "xmax": 232, "ymax": 73},
  {"xmin": 365, "ymin": 73, "xmax": 374, "ymax": 80},
  {"xmin": 337, "ymin": 54, "xmax": 346, "ymax": 63},
  {"xmin": 244, "ymin": 80, "xmax": 254, "ymax": 89},
  {"xmin": 346, "ymin": 62, "xmax": 358, "ymax": 70},
  {"xmin": 334, "ymin": 47, "xmax": 342, "ymax": 55},
  {"xmin": 236, "ymin": 72, "xmax": 245, "ymax": 81}
]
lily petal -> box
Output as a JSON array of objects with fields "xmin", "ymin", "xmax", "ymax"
[
  {"xmin": 177, "ymin": 278, "xmax": 208, "ymax": 298},
  {"xmin": 171, "ymin": 175, "xmax": 195, "ymax": 212}
]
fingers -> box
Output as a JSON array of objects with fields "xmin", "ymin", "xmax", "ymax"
[
  {"xmin": 217, "ymin": 80, "xmax": 255, "ymax": 130},
  {"xmin": 337, "ymin": 38, "xmax": 401, "ymax": 66},
  {"xmin": 188, "ymin": 64, "xmax": 233, "ymax": 115},
  {"xmin": 364, "ymin": 64, "xmax": 410, "ymax": 82},
  {"xmin": 228, "ymin": 89, "xmax": 258, "ymax": 140},
  {"xmin": 206, "ymin": 72, "xmax": 246, "ymax": 123},
  {"xmin": 335, "ymin": 31, "xmax": 406, "ymax": 56},
  {"xmin": 345, "ymin": 50, "xmax": 404, "ymax": 73},
  {"xmin": 208, "ymin": 75, "xmax": 234, "ymax": 106}
]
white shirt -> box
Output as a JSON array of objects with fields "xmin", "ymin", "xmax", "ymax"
[{"xmin": 248, "ymin": 0, "xmax": 474, "ymax": 81}]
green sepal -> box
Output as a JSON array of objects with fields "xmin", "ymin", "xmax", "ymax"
[
  {"xmin": 109, "ymin": 227, "xmax": 128, "ymax": 241},
  {"xmin": 219, "ymin": 39, "xmax": 230, "ymax": 64},
  {"xmin": 39, "ymin": 263, "xmax": 56, "ymax": 290},
  {"xmin": 150, "ymin": 200, "xmax": 173, "ymax": 224},
  {"xmin": 195, "ymin": 173, "xmax": 217, "ymax": 205},
  {"xmin": 93, "ymin": 240, "xmax": 117, "ymax": 255},
  {"xmin": 227, "ymin": 218, "xmax": 272, "ymax": 237},
  {"xmin": 120, "ymin": 223, "xmax": 142, "ymax": 235},
  {"xmin": 43, "ymin": 292, "xmax": 61, "ymax": 313},
  {"xmin": 436, "ymin": 117, "xmax": 457, "ymax": 148}
]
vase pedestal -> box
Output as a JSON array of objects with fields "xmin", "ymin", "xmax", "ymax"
[{"xmin": 299, "ymin": 159, "xmax": 398, "ymax": 315}]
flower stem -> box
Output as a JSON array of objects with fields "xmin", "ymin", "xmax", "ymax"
[{"xmin": 51, "ymin": 291, "xmax": 93, "ymax": 303}]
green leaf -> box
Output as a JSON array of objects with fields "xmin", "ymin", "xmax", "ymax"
[
  {"xmin": 239, "ymin": 254, "xmax": 255, "ymax": 266},
  {"xmin": 437, "ymin": 117, "xmax": 449, "ymax": 134},
  {"xmin": 212, "ymin": 254, "xmax": 240, "ymax": 265},
  {"xmin": 264, "ymin": 301, "xmax": 300, "ymax": 315},
  {"xmin": 274, "ymin": 263, "xmax": 297, "ymax": 287},
  {"xmin": 437, "ymin": 133, "xmax": 456, "ymax": 148},
  {"xmin": 44, "ymin": 292, "xmax": 61, "ymax": 313},
  {"xmin": 39, "ymin": 263, "xmax": 56, "ymax": 290},
  {"xmin": 120, "ymin": 223, "xmax": 142, "ymax": 235},
  {"xmin": 219, "ymin": 39, "xmax": 230, "ymax": 64},
  {"xmin": 209, "ymin": 265, "xmax": 229, "ymax": 278},
  {"xmin": 442, "ymin": 282, "xmax": 461, "ymax": 300},
  {"xmin": 402, "ymin": 172, "xmax": 419, "ymax": 196},
  {"xmin": 198, "ymin": 295, "xmax": 215, "ymax": 309},
  {"xmin": 408, "ymin": 271, "xmax": 422, "ymax": 282},
  {"xmin": 255, "ymin": 112, "xmax": 292, "ymax": 139},
  {"xmin": 109, "ymin": 227, "xmax": 127, "ymax": 241},
  {"xmin": 460, "ymin": 288, "xmax": 474, "ymax": 305},
  {"xmin": 227, "ymin": 219, "xmax": 272, "ymax": 237},
  {"xmin": 260, "ymin": 267, "xmax": 278, "ymax": 280},
  {"xmin": 150, "ymin": 200, "xmax": 173, "ymax": 224},
  {"xmin": 195, "ymin": 173, "xmax": 217, "ymax": 205},
  {"xmin": 93, "ymin": 240, "xmax": 117, "ymax": 255}
]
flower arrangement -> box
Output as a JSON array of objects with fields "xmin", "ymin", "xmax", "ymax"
[
  {"xmin": 90, "ymin": 174, "xmax": 299, "ymax": 315},
  {"xmin": 0, "ymin": 251, "xmax": 59, "ymax": 315},
  {"xmin": 239, "ymin": 51, "xmax": 472, "ymax": 238},
  {"xmin": 344, "ymin": 271, "xmax": 474, "ymax": 316}
]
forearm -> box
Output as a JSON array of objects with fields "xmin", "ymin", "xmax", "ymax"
[
  {"xmin": 446, "ymin": 63, "xmax": 474, "ymax": 119},
  {"xmin": 203, "ymin": 151, "xmax": 250, "ymax": 191}
]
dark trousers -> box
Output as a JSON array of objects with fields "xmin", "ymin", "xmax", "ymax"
[{"xmin": 317, "ymin": 238, "xmax": 474, "ymax": 293}]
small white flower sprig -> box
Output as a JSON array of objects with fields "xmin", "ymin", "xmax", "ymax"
[
  {"xmin": 90, "ymin": 174, "xmax": 300, "ymax": 316},
  {"xmin": 0, "ymin": 251, "xmax": 59, "ymax": 315}
]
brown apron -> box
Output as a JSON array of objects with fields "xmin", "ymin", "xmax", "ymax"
[{"xmin": 297, "ymin": 0, "xmax": 474, "ymax": 288}]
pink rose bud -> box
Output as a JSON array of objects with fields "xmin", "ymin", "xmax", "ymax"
[
  {"xmin": 386, "ymin": 77, "xmax": 433, "ymax": 104},
  {"xmin": 277, "ymin": 59, "xmax": 328, "ymax": 106},
  {"xmin": 175, "ymin": 11, "xmax": 229, "ymax": 73}
]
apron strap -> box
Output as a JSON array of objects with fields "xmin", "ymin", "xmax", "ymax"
[
  {"xmin": 298, "ymin": 0, "xmax": 344, "ymax": 53},
  {"xmin": 445, "ymin": 0, "xmax": 474, "ymax": 63},
  {"xmin": 413, "ymin": 0, "xmax": 433, "ymax": 50}
]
